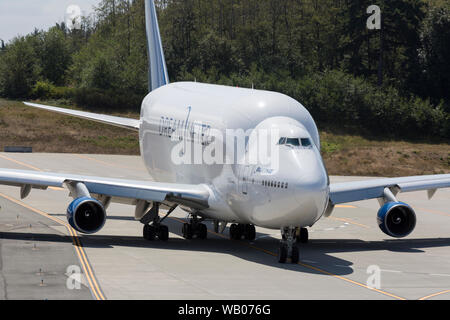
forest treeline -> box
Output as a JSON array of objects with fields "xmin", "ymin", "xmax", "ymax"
[{"xmin": 0, "ymin": 0, "xmax": 449, "ymax": 140}]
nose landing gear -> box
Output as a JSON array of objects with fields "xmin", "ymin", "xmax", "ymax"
[
  {"xmin": 279, "ymin": 227, "xmax": 300, "ymax": 264},
  {"xmin": 296, "ymin": 227, "xmax": 309, "ymax": 244}
]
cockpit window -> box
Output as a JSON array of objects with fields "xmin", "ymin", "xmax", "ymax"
[
  {"xmin": 278, "ymin": 137, "xmax": 313, "ymax": 148},
  {"xmin": 301, "ymin": 138, "xmax": 312, "ymax": 147},
  {"xmin": 285, "ymin": 138, "xmax": 300, "ymax": 146}
]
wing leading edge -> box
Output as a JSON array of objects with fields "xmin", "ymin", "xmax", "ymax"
[
  {"xmin": 330, "ymin": 174, "xmax": 450, "ymax": 205},
  {"xmin": 0, "ymin": 168, "xmax": 210, "ymax": 210},
  {"xmin": 23, "ymin": 102, "xmax": 140, "ymax": 131}
]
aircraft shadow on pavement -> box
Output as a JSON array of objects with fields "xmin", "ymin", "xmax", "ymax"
[{"xmin": 2, "ymin": 216, "xmax": 450, "ymax": 277}]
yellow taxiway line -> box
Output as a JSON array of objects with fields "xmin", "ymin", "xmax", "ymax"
[
  {"xmin": 0, "ymin": 192, "xmax": 105, "ymax": 300},
  {"xmin": 0, "ymin": 154, "xmax": 43, "ymax": 172},
  {"xmin": 0, "ymin": 153, "xmax": 105, "ymax": 300},
  {"xmin": 72, "ymin": 154, "xmax": 406, "ymax": 299},
  {"xmin": 168, "ymin": 216, "xmax": 405, "ymax": 300},
  {"xmin": 418, "ymin": 290, "xmax": 450, "ymax": 300}
]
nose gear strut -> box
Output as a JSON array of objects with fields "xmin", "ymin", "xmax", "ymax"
[{"xmin": 279, "ymin": 227, "xmax": 299, "ymax": 263}]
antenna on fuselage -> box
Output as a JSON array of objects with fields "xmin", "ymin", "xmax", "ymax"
[{"xmin": 145, "ymin": 0, "xmax": 170, "ymax": 92}]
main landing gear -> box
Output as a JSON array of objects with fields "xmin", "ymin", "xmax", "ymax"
[
  {"xmin": 278, "ymin": 227, "xmax": 300, "ymax": 264},
  {"xmin": 182, "ymin": 215, "xmax": 208, "ymax": 240},
  {"xmin": 229, "ymin": 224, "xmax": 256, "ymax": 241},
  {"xmin": 143, "ymin": 223, "xmax": 169, "ymax": 241},
  {"xmin": 141, "ymin": 203, "xmax": 177, "ymax": 242}
]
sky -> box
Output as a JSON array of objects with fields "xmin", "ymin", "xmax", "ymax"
[{"xmin": 0, "ymin": 0, "xmax": 101, "ymax": 43}]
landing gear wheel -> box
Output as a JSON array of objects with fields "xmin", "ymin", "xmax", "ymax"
[
  {"xmin": 197, "ymin": 223, "xmax": 208, "ymax": 240},
  {"xmin": 230, "ymin": 224, "xmax": 239, "ymax": 240},
  {"xmin": 297, "ymin": 228, "xmax": 309, "ymax": 244},
  {"xmin": 182, "ymin": 223, "xmax": 193, "ymax": 239},
  {"xmin": 143, "ymin": 225, "xmax": 156, "ymax": 241},
  {"xmin": 291, "ymin": 246, "xmax": 299, "ymax": 264},
  {"xmin": 278, "ymin": 243, "xmax": 288, "ymax": 263},
  {"xmin": 158, "ymin": 225, "xmax": 169, "ymax": 241},
  {"xmin": 244, "ymin": 225, "xmax": 256, "ymax": 241}
]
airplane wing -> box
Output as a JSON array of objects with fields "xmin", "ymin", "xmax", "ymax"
[
  {"xmin": 0, "ymin": 168, "xmax": 210, "ymax": 210},
  {"xmin": 329, "ymin": 174, "xmax": 450, "ymax": 208},
  {"xmin": 23, "ymin": 102, "xmax": 140, "ymax": 131}
]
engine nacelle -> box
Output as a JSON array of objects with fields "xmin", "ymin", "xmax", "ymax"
[
  {"xmin": 377, "ymin": 202, "xmax": 416, "ymax": 238},
  {"xmin": 67, "ymin": 197, "xmax": 106, "ymax": 234}
]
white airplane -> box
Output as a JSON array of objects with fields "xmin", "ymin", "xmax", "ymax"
[{"xmin": 1, "ymin": 0, "xmax": 449, "ymax": 263}]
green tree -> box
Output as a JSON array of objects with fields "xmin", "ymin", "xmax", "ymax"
[
  {"xmin": 419, "ymin": 4, "xmax": 450, "ymax": 106},
  {"xmin": 40, "ymin": 27, "xmax": 71, "ymax": 85},
  {"xmin": 0, "ymin": 36, "xmax": 40, "ymax": 98}
]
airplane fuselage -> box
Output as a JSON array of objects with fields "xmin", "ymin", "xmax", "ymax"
[{"xmin": 139, "ymin": 82, "xmax": 330, "ymax": 229}]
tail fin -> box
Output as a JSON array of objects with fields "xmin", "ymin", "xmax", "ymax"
[{"xmin": 145, "ymin": 0, "xmax": 169, "ymax": 92}]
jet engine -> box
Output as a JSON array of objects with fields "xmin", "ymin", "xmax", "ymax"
[
  {"xmin": 377, "ymin": 202, "xmax": 416, "ymax": 238},
  {"xmin": 67, "ymin": 197, "xmax": 106, "ymax": 234}
]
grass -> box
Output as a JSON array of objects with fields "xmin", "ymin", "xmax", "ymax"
[
  {"xmin": 320, "ymin": 132, "xmax": 450, "ymax": 176},
  {"xmin": 0, "ymin": 98, "xmax": 449, "ymax": 177},
  {"xmin": 0, "ymin": 98, "xmax": 140, "ymax": 155}
]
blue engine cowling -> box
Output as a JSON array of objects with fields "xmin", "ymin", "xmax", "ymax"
[
  {"xmin": 377, "ymin": 202, "xmax": 416, "ymax": 238},
  {"xmin": 67, "ymin": 197, "xmax": 106, "ymax": 234}
]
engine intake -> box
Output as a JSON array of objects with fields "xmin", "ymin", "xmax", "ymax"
[
  {"xmin": 67, "ymin": 197, "xmax": 106, "ymax": 234},
  {"xmin": 377, "ymin": 202, "xmax": 416, "ymax": 238}
]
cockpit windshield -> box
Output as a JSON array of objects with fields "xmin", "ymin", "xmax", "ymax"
[
  {"xmin": 278, "ymin": 137, "xmax": 312, "ymax": 148},
  {"xmin": 300, "ymin": 138, "xmax": 312, "ymax": 147}
]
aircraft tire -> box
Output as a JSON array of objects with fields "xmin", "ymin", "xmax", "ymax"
[
  {"xmin": 197, "ymin": 223, "xmax": 208, "ymax": 239},
  {"xmin": 291, "ymin": 246, "xmax": 299, "ymax": 264},
  {"xmin": 230, "ymin": 224, "xmax": 239, "ymax": 240},
  {"xmin": 244, "ymin": 225, "xmax": 256, "ymax": 241},
  {"xmin": 297, "ymin": 228, "xmax": 309, "ymax": 244},
  {"xmin": 278, "ymin": 243, "xmax": 288, "ymax": 263},
  {"xmin": 143, "ymin": 225, "xmax": 156, "ymax": 241},
  {"xmin": 182, "ymin": 223, "xmax": 193, "ymax": 239},
  {"xmin": 158, "ymin": 225, "xmax": 169, "ymax": 241}
]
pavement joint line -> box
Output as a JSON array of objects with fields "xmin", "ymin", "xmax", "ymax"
[
  {"xmin": 417, "ymin": 207, "xmax": 450, "ymax": 218},
  {"xmin": 0, "ymin": 192, "xmax": 105, "ymax": 300},
  {"xmin": 167, "ymin": 217, "xmax": 406, "ymax": 300},
  {"xmin": 328, "ymin": 217, "xmax": 370, "ymax": 229},
  {"xmin": 74, "ymin": 154, "xmax": 138, "ymax": 170}
]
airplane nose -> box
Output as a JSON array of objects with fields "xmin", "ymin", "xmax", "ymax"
[{"xmin": 292, "ymin": 153, "xmax": 329, "ymax": 222}]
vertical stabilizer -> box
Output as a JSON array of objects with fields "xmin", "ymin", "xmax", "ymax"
[{"xmin": 145, "ymin": 0, "xmax": 169, "ymax": 92}]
